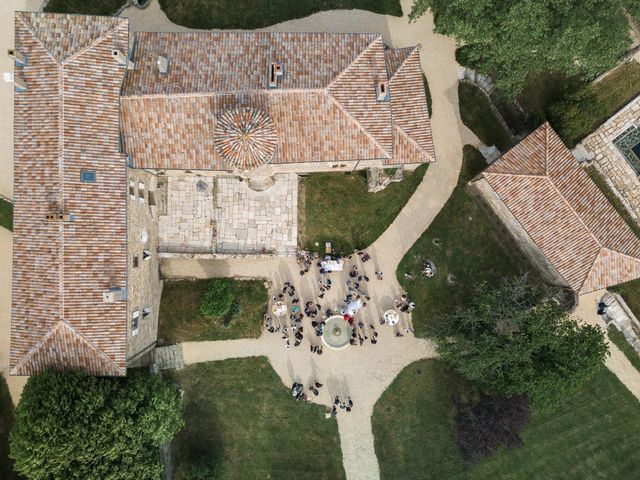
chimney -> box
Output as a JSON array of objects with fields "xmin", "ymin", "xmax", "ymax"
[
  {"xmin": 112, "ymin": 49, "xmax": 134, "ymax": 70},
  {"xmin": 267, "ymin": 62, "xmax": 284, "ymax": 88},
  {"xmin": 376, "ymin": 81, "xmax": 389, "ymax": 102},
  {"xmin": 8, "ymin": 49, "xmax": 27, "ymax": 66},
  {"xmin": 156, "ymin": 55, "xmax": 169, "ymax": 74}
]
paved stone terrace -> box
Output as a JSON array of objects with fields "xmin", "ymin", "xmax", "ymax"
[
  {"xmin": 158, "ymin": 175, "xmax": 216, "ymax": 253},
  {"xmin": 215, "ymin": 174, "xmax": 298, "ymax": 256}
]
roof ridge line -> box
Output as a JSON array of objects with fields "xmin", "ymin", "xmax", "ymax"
[
  {"xmin": 544, "ymin": 175, "xmax": 602, "ymax": 248},
  {"xmin": 10, "ymin": 320, "xmax": 64, "ymax": 374},
  {"xmin": 326, "ymin": 93, "xmax": 391, "ymax": 159},
  {"xmin": 60, "ymin": 320, "xmax": 126, "ymax": 374},
  {"xmin": 388, "ymin": 46, "xmax": 419, "ymax": 82},
  {"xmin": 326, "ymin": 35, "xmax": 383, "ymax": 90},
  {"xmin": 394, "ymin": 124, "xmax": 434, "ymax": 162},
  {"xmin": 122, "ymin": 88, "xmax": 327, "ymax": 99},
  {"xmin": 484, "ymin": 171, "xmax": 546, "ymax": 179},
  {"xmin": 16, "ymin": 12, "xmax": 61, "ymax": 66},
  {"xmin": 577, "ymin": 246, "xmax": 603, "ymax": 294},
  {"xmin": 63, "ymin": 17, "xmax": 128, "ymax": 65},
  {"xmin": 544, "ymin": 122, "xmax": 550, "ymax": 176}
]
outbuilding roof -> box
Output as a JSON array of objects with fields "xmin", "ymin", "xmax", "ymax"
[
  {"xmin": 481, "ymin": 123, "xmax": 640, "ymax": 294},
  {"xmin": 11, "ymin": 12, "xmax": 129, "ymax": 376}
]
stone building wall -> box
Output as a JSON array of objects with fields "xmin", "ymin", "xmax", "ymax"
[
  {"xmin": 127, "ymin": 169, "xmax": 163, "ymax": 364},
  {"xmin": 580, "ymin": 95, "xmax": 640, "ymax": 222},
  {"xmin": 468, "ymin": 177, "xmax": 569, "ymax": 289}
]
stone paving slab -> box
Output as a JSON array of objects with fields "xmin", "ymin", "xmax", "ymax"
[{"xmin": 214, "ymin": 174, "xmax": 298, "ymax": 256}]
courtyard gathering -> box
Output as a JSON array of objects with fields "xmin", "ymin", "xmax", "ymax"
[{"xmin": 2, "ymin": 1, "xmax": 640, "ymax": 480}]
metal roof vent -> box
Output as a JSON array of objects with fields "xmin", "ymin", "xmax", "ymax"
[
  {"xmin": 267, "ymin": 62, "xmax": 284, "ymax": 89},
  {"xmin": 376, "ymin": 81, "xmax": 389, "ymax": 102}
]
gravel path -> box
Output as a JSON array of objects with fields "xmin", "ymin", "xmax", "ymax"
[{"xmin": 574, "ymin": 290, "xmax": 640, "ymax": 402}]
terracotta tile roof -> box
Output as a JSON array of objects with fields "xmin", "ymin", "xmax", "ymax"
[
  {"xmin": 120, "ymin": 33, "xmax": 434, "ymax": 170},
  {"xmin": 482, "ymin": 123, "xmax": 640, "ymax": 294},
  {"xmin": 11, "ymin": 12, "xmax": 129, "ymax": 376},
  {"xmin": 386, "ymin": 47, "xmax": 435, "ymax": 164}
]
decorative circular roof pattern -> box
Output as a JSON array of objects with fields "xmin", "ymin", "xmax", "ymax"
[{"xmin": 214, "ymin": 107, "xmax": 277, "ymax": 170}]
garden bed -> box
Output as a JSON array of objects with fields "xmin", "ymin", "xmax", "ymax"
[{"xmin": 158, "ymin": 279, "xmax": 267, "ymax": 342}]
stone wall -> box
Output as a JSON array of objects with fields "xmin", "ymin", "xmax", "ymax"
[
  {"xmin": 580, "ymin": 95, "xmax": 640, "ymax": 222},
  {"xmin": 127, "ymin": 169, "xmax": 163, "ymax": 363},
  {"xmin": 468, "ymin": 177, "xmax": 570, "ymax": 289}
]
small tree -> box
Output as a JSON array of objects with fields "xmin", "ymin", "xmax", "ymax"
[
  {"xmin": 434, "ymin": 277, "xmax": 608, "ymax": 409},
  {"xmin": 10, "ymin": 369, "xmax": 184, "ymax": 480},
  {"xmin": 453, "ymin": 394, "xmax": 530, "ymax": 464},
  {"xmin": 200, "ymin": 278, "xmax": 234, "ymax": 318}
]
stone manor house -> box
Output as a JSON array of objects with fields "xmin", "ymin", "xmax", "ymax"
[{"xmin": 10, "ymin": 13, "xmax": 433, "ymax": 376}]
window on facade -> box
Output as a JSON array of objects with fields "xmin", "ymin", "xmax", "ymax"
[
  {"xmin": 132, "ymin": 255, "xmax": 139, "ymax": 268},
  {"xmin": 138, "ymin": 182, "xmax": 145, "ymax": 204},
  {"xmin": 143, "ymin": 249, "xmax": 151, "ymax": 260},
  {"xmin": 131, "ymin": 310, "xmax": 139, "ymax": 336},
  {"xmin": 80, "ymin": 170, "xmax": 96, "ymax": 183},
  {"xmin": 143, "ymin": 307, "xmax": 152, "ymax": 319},
  {"xmin": 129, "ymin": 180, "xmax": 135, "ymax": 200},
  {"xmin": 148, "ymin": 190, "xmax": 156, "ymax": 206}
]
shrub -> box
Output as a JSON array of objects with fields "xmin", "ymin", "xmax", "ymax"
[
  {"xmin": 453, "ymin": 394, "xmax": 531, "ymax": 465},
  {"xmin": 183, "ymin": 455, "xmax": 221, "ymax": 480},
  {"xmin": 200, "ymin": 278, "xmax": 235, "ymax": 318}
]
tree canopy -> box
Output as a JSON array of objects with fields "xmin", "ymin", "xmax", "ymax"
[
  {"xmin": 433, "ymin": 277, "xmax": 608, "ymax": 409},
  {"xmin": 410, "ymin": 0, "xmax": 633, "ymax": 95},
  {"xmin": 200, "ymin": 278, "xmax": 235, "ymax": 318},
  {"xmin": 10, "ymin": 369, "xmax": 184, "ymax": 480}
]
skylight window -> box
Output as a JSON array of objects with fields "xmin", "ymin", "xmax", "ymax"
[{"xmin": 80, "ymin": 170, "xmax": 96, "ymax": 183}]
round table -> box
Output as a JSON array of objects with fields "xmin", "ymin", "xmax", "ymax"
[
  {"xmin": 321, "ymin": 315, "xmax": 354, "ymax": 350},
  {"xmin": 271, "ymin": 301, "xmax": 287, "ymax": 318},
  {"xmin": 383, "ymin": 309, "xmax": 399, "ymax": 326}
]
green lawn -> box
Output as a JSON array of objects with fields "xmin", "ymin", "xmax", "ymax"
[
  {"xmin": 169, "ymin": 358, "xmax": 345, "ymax": 480},
  {"xmin": 44, "ymin": 0, "xmax": 126, "ymax": 15},
  {"xmin": 608, "ymin": 326, "xmax": 640, "ymax": 373},
  {"xmin": 612, "ymin": 278, "xmax": 640, "ymax": 323},
  {"xmin": 158, "ymin": 279, "xmax": 267, "ymax": 343},
  {"xmin": 549, "ymin": 61, "xmax": 640, "ymax": 147},
  {"xmin": 585, "ymin": 166, "xmax": 640, "ymax": 239},
  {"xmin": 0, "ymin": 198, "xmax": 12, "ymax": 232},
  {"xmin": 159, "ymin": 0, "xmax": 402, "ymax": 29},
  {"xmin": 0, "ymin": 376, "xmax": 19, "ymax": 480},
  {"xmin": 396, "ymin": 146, "xmax": 524, "ymax": 336},
  {"xmin": 374, "ymin": 360, "xmax": 640, "ymax": 480},
  {"xmin": 458, "ymin": 82, "xmax": 514, "ymax": 151},
  {"xmin": 300, "ymin": 164, "xmax": 427, "ymax": 254}
]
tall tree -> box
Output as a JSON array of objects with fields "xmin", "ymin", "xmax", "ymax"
[
  {"xmin": 433, "ymin": 277, "xmax": 608, "ymax": 409},
  {"xmin": 10, "ymin": 369, "xmax": 184, "ymax": 480},
  {"xmin": 410, "ymin": 0, "xmax": 632, "ymax": 95}
]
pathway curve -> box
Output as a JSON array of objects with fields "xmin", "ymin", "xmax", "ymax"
[
  {"xmin": 123, "ymin": 1, "xmax": 476, "ymax": 479},
  {"xmin": 575, "ymin": 290, "xmax": 640, "ymax": 402}
]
